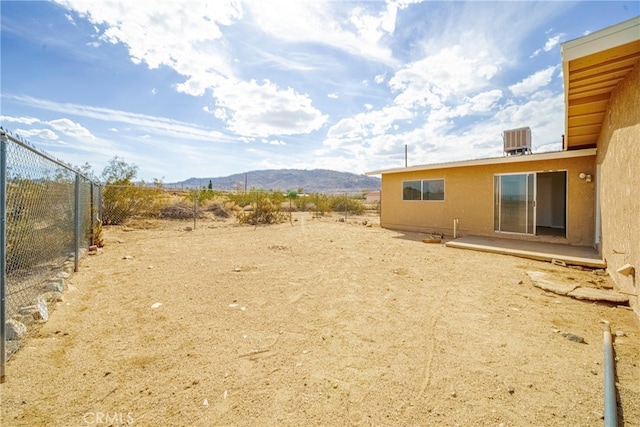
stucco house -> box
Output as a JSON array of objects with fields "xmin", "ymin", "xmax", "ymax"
[{"xmin": 367, "ymin": 17, "xmax": 639, "ymax": 315}]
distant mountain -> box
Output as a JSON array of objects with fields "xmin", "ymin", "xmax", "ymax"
[{"xmin": 169, "ymin": 169, "xmax": 381, "ymax": 194}]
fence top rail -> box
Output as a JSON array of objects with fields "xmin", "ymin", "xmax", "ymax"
[{"xmin": 0, "ymin": 128, "xmax": 98, "ymax": 185}]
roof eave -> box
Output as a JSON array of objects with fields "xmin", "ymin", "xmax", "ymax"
[{"xmin": 365, "ymin": 148, "xmax": 597, "ymax": 176}]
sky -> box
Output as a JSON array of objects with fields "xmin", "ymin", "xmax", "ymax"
[{"xmin": 1, "ymin": 1, "xmax": 638, "ymax": 183}]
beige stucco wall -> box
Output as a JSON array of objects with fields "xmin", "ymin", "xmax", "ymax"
[
  {"xmin": 380, "ymin": 154, "xmax": 597, "ymax": 246},
  {"xmin": 596, "ymin": 62, "xmax": 640, "ymax": 315}
]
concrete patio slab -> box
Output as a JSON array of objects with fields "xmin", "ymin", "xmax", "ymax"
[{"xmin": 445, "ymin": 235, "xmax": 606, "ymax": 268}]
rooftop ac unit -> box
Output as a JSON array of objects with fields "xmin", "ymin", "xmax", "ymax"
[{"xmin": 503, "ymin": 127, "xmax": 531, "ymax": 155}]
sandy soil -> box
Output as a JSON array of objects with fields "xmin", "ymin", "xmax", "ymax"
[{"xmin": 1, "ymin": 213, "xmax": 639, "ymax": 427}]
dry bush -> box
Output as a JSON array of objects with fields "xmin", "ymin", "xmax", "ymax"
[
  {"xmin": 159, "ymin": 201, "xmax": 204, "ymax": 219},
  {"xmin": 102, "ymin": 185, "xmax": 166, "ymax": 225},
  {"xmin": 204, "ymin": 199, "xmax": 238, "ymax": 218},
  {"xmin": 236, "ymin": 195, "xmax": 286, "ymax": 225}
]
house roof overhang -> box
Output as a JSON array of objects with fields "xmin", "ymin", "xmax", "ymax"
[
  {"xmin": 366, "ymin": 148, "xmax": 597, "ymax": 176},
  {"xmin": 561, "ymin": 16, "xmax": 640, "ymax": 151}
]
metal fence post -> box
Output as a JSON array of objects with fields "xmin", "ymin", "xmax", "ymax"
[
  {"xmin": 90, "ymin": 181, "xmax": 95, "ymax": 246},
  {"xmin": 0, "ymin": 132, "xmax": 8, "ymax": 383},
  {"xmin": 74, "ymin": 174, "xmax": 80, "ymax": 273}
]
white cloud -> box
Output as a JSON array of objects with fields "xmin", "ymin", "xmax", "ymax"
[
  {"xmin": 364, "ymin": 104, "xmax": 373, "ymax": 110},
  {"xmin": 212, "ymin": 79, "xmax": 327, "ymax": 137},
  {"xmin": 509, "ymin": 66, "xmax": 557, "ymax": 97},
  {"xmin": 326, "ymin": 105, "xmax": 413, "ymax": 149},
  {"xmin": 9, "ymin": 95, "xmax": 232, "ymax": 143},
  {"xmin": 65, "ymin": 13, "xmax": 76, "ymax": 25},
  {"xmin": 245, "ymin": 0, "xmax": 398, "ymax": 65},
  {"xmin": 389, "ymin": 45, "xmax": 499, "ymax": 109},
  {"xmin": 261, "ymin": 138, "xmax": 286, "ymax": 146},
  {"xmin": 327, "ymin": 92, "xmax": 339, "ymax": 99},
  {"xmin": 531, "ymin": 33, "xmax": 564, "ymax": 57},
  {"xmin": 0, "ymin": 116, "xmax": 42, "ymax": 125},
  {"xmin": 13, "ymin": 128, "xmax": 59, "ymax": 140},
  {"xmin": 48, "ymin": 118, "xmax": 96, "ymax": 140},
  {"xmin": 543, "ymin": 34, "xmax": 563, "ymax": 52},
  {"xmin": 374, "ymin": 73, "xmax": 385, "ymax": 84},
  {"xmin": 467, "ymin": 90, "xmax": 503, "ymax": 113},
  {"xmin": 57, "ymin": 0, "xmax": 334, "ymax": 139}
]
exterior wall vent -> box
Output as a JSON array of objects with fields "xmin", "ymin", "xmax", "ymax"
[{"xmin": 503, "ymin": 127, "xmax": 532, "ymax": 155}]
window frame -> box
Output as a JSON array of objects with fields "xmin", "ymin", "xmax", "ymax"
[
  {"xmin": 402, "ymin": 178, "xmax": 445, "ymax": 201},
  {"xmin": 402, "ymin": 180, "xmax": 422, "ymax": 201}
]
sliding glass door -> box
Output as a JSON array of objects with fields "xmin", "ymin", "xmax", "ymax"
[{"xmin": 494, "ymin": 173, "xmax": 535, "ymax": 234}]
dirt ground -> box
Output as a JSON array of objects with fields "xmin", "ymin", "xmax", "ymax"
[{"xmin": 1, "ymin": 212, "xmax": 639, "ymax": 426}]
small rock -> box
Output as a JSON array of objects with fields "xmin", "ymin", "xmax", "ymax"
[
  {"xmin": 509, "ymin": 279, "xmax": 523, "ymax": 285},
  {"xmin": 19, "ymin": 305, "xmax": 38, "ymax": 316},
  {"xmin": 45, "ymin": 279, "xmax": 63, "ymax": 292},
  {"xmin": 590, "ymin": 369, "xmax": 598, "ymax": 375},
  {"xmin": 184, "ymin": 227, "xmax": 193, "ymax": 232},
  {"xmin": 88, "ymin": 245, "xmax": 98, "ymax": 252},
  {"xmin": 151, "ymin": 302, "xmax": 162, "ymax": 309},
  {"xmin": 561, "ymin": 332, "xmax": 585, "ymax": 343},
  {"xmin": 234, "ymin": 267, "xmax": 241, "ymax": 272},
  {"xmin": 615, "ymin": 330, "xmax": 625, "ymax": 337},
  {"xmin": 117, "ymin": 239, "xmax": 125, "ymax": 244},
  {"xmin": 450, "ymin": 391, "xmax": 457, "ymax": 398},
  {"xmin": 36, "ymin": 297, "xmax": 49, "ymax": 321},
  {"xmin": 551, "ymin": 259, "xmax": 567, "ymax": 267},
  {"xmin": 123, "ymin": 255, "xmax": 132, "ymax": 260},
  {"xmin": 44, "ymin": 292, "xmax": 64, "ymax": 303},
  {"xmin": 507, "ymin": 385, "xmax": 515, "ymax": 394},
  {"xmin": 6, "ymin": 319, "xmax": 27, "ymax": 340}
]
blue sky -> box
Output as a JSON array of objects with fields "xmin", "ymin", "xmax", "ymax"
[{"xmin": 1, "ymin": 1, "xmax": 638, "ymax": 183}]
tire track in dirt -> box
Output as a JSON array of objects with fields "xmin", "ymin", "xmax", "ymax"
[{"xmin": 415, "ymin": 289, "xmax": 450, "ymax": 402}]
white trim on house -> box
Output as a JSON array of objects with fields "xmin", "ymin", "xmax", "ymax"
[
  {"xmin": 561, "ymin": 16, "xmax": 640, "ymax": 61},
  {"xmin": 366, "ymin": 148, "xmax": 597, "ymax": 176}
]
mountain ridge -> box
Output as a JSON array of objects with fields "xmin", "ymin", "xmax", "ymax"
[{"xmin": 169, "ymin": 169, "xmax": 380, "ymax": 194}]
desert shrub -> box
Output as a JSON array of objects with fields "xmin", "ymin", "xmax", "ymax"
[
  {"xmin": 205, "ymin": 199, "xmax": 237, "ymax": 218},
  {"xmin": 329, "ymin": 195, "xmax": 365, "ymax": 215},
  {"xmin": 101, "ymin": 157, "xmax": 166, "ymax": 224},
  {"xmin": 102, "ymin": 184, "xmax": 166, "ymax": 224},
  {"xmin": 183, "ymin": 189, "xmax": 222, "ymax": 205},
  {"xmin": 294, "ymin": 195, "xmax": 310, "ymax": 211},
  {"xmin": 159, "ymin": 201, "xmax": 205, "ymax": 219},
  {"xmin": 227, "ymin": 190, "xmax": 254, "ymax": 207},
  {"xmin": 236, "ymin": 192, "xmax": 286, "ymax": 225},
  {"xmin": 309, "ymin": 193, "xmax": 331, "ymax": 216}
]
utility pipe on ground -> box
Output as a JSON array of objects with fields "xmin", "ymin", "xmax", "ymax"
[{"xmin": 603, "ymin": 323, "xmax": 618, "ymax": 427}]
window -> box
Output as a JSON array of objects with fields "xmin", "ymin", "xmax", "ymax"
[
  {"xmin": 403, "ymin": 181, "xmax": 422, "ymax": 200},
  {"xmin": 422, "ymin": 179, "xmax": 444, "ymax": 200},
  {"xmin": 402, "ymin": 179, "xmax": 445, "ymax": 201}
]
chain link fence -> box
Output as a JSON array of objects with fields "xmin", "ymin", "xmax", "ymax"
[{"xmin": 1, "ymin": 129, "xmax": 101, "ymax": 382}]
